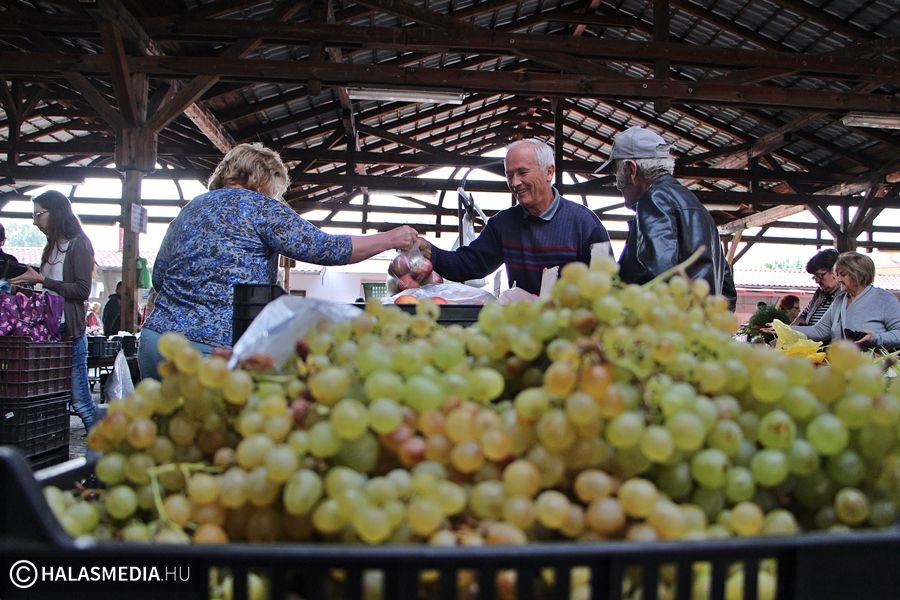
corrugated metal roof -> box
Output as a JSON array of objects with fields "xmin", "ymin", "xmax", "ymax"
[{"xmin": 1, "ymin": 0, "xmax": 898, "ymax": 245}]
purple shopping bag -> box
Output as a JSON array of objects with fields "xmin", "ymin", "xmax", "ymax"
[
  {"xmin": 0, "ymin": 290, "xmax": 64, "ymax": 341},
  {"xmin": 0, "ymin": 292, "xmax": 17, "ymax": 336}
]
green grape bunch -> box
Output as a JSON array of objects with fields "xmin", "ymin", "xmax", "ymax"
[{"xmin": 41, "ymin": 254, "xmax": 899, "ymax": 598}]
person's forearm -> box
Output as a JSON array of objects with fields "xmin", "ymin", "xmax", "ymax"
[
  {"xmin": 873, "ymin": 329, "xmax": 900, "ymax": 349},
  {"xmin": 348, "ymin": 226, "xmax": 418, "ymax": 263},
  {"xmin": 792, "ymin": 321, "xmax": 830, "ymax": 341},
  {"xmin": 349, "ymin": 233, "xmax": 392, "ymax": 263}
]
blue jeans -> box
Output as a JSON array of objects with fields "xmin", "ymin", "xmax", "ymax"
[
  {"xmin": 138, "ymin": 329, "xmax": 215, "ymax": 381},
  {"xmin": 71, "ymin": 333, "xmax": 96, "ymax": 431}
]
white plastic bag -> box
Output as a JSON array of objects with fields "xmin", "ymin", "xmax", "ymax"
[
  {"xmin": 386, "ymin": 282, "xmax": 496, "ymax": 305},
  {"xmin": 387, "ymin": 244, "xmax": 439, "ymax": 293},
  {"xmin": 498, "ymin": 286, "xmax": 539, "ymax": 304},
  {"xmin": 451, "ymin": 189, "xmax": 488, "ymax": 288},
  {"xmin": 229, "ymin": 297, "xmax": 362, "ymax": 369},
  {"xmin": 105, "ymin": 350, "xmax": 134, "ymax": 402}
]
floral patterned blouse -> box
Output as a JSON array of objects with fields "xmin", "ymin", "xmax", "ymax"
[{"xmin": 144, "ymin": 187, "xmax": 352, "ymax": 347}]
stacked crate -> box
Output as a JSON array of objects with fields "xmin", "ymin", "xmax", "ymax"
[
  {"xmin": 232, "ymin": 284, "xmax": 286, "ymax": 345},
  {"xmin": 0, "ymin": 337, "xmax": 72, "ymax": 469}
]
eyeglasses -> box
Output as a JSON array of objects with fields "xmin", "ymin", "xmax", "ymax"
[
  {"xmin": 32, "ymin": 210, "xmax": 48, "ymax": 220},
  {"xmin": 811, "ymin": 270, "xmax": 830, "ymax": 282}
]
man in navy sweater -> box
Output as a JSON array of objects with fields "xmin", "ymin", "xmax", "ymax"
[{"xmin": 417, "ymin": 139, "xmax": 612, "ymax": 295}]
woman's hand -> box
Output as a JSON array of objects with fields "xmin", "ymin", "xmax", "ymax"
[
  {"xmin": 855, "ymin": 330, "xmax": 874, "ymax": 346},
  {"xmin": 9, "ymin": 265, "xmax": 44, "ymax": 286},
  {"xmin": 386, "ymin": 225, "xmax": 419, "ymax": 251}
]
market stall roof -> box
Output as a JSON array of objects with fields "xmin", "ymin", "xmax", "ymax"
[
  {"xmin": 733, "ymin": 268, "xmax": 900, "ymax": 292},
  {"xmin": 5, "ymin": 246, "xmax": 158, "ymax": 270},
  {"xmin": 0, "ymin": 0, "xmax": 898, "ymax": 255}
]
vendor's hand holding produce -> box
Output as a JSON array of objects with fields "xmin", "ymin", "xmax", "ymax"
[{"xmin": 388, "ymin": 245, "xmax": 442, "ymax": 291}]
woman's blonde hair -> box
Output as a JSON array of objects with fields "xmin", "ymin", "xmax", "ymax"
[
  {"xmin": 208, "ymin": 143, "xmax": 289, "ymax": 199},
  {"xmin": 834, "ymin": 251, "xmax": 876, "ymax": 288}
]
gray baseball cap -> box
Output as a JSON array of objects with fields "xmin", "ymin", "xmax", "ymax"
[{"xmin": 595, "ymin": 126, "xmax": 671, "ymax": 173}]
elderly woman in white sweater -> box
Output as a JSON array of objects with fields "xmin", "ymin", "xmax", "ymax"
[{"xmin": 792, "ymin": 251, "xmax": 900, "ymax": 350}]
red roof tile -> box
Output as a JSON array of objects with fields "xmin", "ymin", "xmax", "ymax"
[{"xmin": 5, "ymin": 247, "xmax": 157, "ymax": 270}]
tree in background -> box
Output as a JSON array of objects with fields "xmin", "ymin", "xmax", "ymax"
[
  {"xmin": 3, "ymin": 222, "xmax": 45, "ymax": 246},
  {"xmin": 764, "ymin": 257, "xmax": 803, "ymax": 271}
]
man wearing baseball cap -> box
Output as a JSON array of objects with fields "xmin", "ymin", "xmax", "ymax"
[{"xmin": 597, "ymin": 126, "xmax": 731, "ymax": 303}]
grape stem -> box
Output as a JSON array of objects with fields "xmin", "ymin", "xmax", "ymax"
[
  {"xmin": 869, "ymin": 348, "xmax": 900, "ymax": 376},
  {"xmin": 645, "ymin": 246, "xmax": 707, "ymax": 288},
  {"xmin": 147, "ymin": 462, "xmax": 222, "ymax": 524}
]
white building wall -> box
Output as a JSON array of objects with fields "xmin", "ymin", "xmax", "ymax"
[{"xmin": 286, "ymin": 269, "xmax": 386, "ymax": 302}]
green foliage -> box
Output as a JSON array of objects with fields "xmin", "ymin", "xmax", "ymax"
[
  {"xmin": 748, "ymin": 306, "xmax": 789, "ymax": 328},
  {"xmin": 3, "ymin": 222, "xmax": 45, "ymax": 247},
  {"xmin": 738, "ymin": 306, "xmax": 790, "ymax": 343},
  {"xmin": 764, "ymin": 258, "xmax": 803, "ymax": 271}
]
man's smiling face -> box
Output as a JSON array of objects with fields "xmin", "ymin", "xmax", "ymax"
[{"xmin": 505, "ymin": 144, "xmax": 555, "ymax": 216}]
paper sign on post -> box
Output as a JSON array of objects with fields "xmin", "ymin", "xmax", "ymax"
[{"xmin": 130, "ymin": 204, "xmax": 148, "ymax": 234}]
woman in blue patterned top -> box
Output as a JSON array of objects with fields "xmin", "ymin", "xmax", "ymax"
[{"xmin": 138, "ymin": 143, "xmax": 418, "ymax": 380}]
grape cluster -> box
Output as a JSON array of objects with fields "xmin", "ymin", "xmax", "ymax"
[{"xmin": 44, "ymin": 256, "xmax": 899, "ymax": 600}]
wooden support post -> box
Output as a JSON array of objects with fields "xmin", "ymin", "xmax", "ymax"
[
  {"xmin": 552, "ymin": 97, "xmax": 564, "ymax": 188},
  {"xmin": 280, "ymin": 256, "xmax": 296, "ymax": 291},
  {"xmin": 120, "ymin": 169, "xmax": 142, "ymax": 333},
  {"xmin": 726, "ymin": 230, "xmax": 742, "ymax": 265}
]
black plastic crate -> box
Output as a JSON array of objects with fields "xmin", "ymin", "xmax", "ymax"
[
  {"xmin": 1, "ymin": 447, "xmax": 897, "ymax": 600},
  {"xmin": 104, "ymin": 339, "xmax": 122, "ymax": 357},
  {"xmin": 232, "ymin": 284, "xmax": 286, "ymax": 345},
  {"xmin": 86, "ymin": 335, "xmax": 107, "ymax": 357},
  {"xmin": 111, "ymin": 335, "xmax": 139, "ymax": 357},
  {"xmin": 392, "ymin": 303, "xmax": 484, "ymax": 327},
  {"xmin": 0, "ymin": 337, "xmax": 72, "ymax": 400},
  {"xmin": 233, "ymin": 284, "xmax": 287, "ymax": 306},
  {"xmin": 0, "ymin": 393, "xmax": 70, "ymax": 456},
  {"xmin": 27, "ymin": 445, "xmax": 68, "ymax": 470}
]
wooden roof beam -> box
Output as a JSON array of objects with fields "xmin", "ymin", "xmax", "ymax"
[
  {"xmin": 283, "ymin": 172, "xmax": 887, "ymax": 206},
  {"xmin": 718, "ymin": 205, "xmax": 810, "ymax": 234},
  {"xmin": 22, "ymin": 32, "xmax": 124, "ymax": 131},
  {"xmin": 136, "ymin": 20, "xmax": 900, "ymax": 81}
]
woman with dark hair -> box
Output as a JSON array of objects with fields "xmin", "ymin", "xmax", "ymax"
[
  {"xmin": 10, "ymin": 190, "xmax": 97, "ymax": 431},
  {"xmin": 794, "ymin": 248, "xmax": 841, "ymax": 326}
]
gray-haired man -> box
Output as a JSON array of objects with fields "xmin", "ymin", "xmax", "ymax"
[{"xmin": 597, "ymin": 126, "xmax": 730, "ymax": 302}]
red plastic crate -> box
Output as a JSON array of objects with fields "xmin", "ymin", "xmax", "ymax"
[
  {"xmin": 0, "ymin": 392, "xmax": 70, "ymax": 457},
  {"xmin": 0, "ymin": 337, "xmax": 72, "ymax": 400}
]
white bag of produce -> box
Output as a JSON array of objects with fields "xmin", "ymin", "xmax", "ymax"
[
  {"xmin": 105, "ymin": 350, "xmax": 134, "ymax": 401},
  {"xmin": 229, "ymin": 296, "xmax": 362, "ymax": 369},
  {"xmin": 385, "ymin": 282, "xmax": 496, "ymax": 305}
]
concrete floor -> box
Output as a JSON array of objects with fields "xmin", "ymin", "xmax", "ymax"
[
  {"xmin": 68, "ymin": 414, "xmax": 88, "ymax": 460},
  {"xmin": 67, "ymin": 389, "xmax": 102, "ymax": 460}
]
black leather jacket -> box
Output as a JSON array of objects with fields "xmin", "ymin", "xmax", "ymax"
[{"xmin": 618, "ymin": 174, "xmax": 728, "ymax": 299}]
